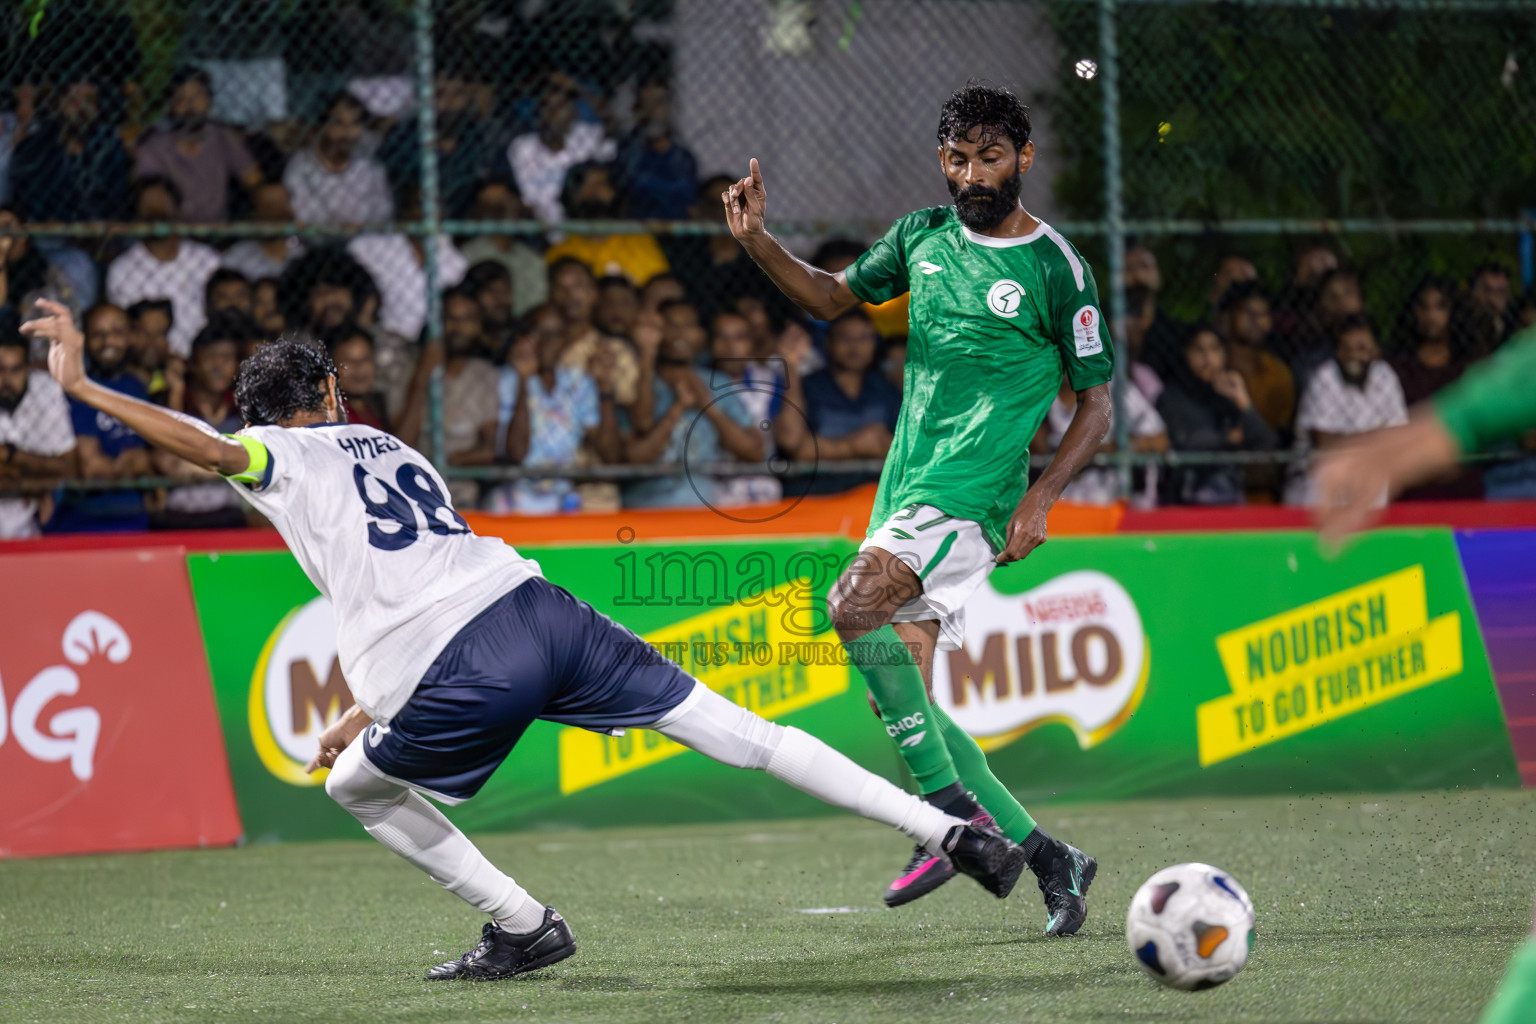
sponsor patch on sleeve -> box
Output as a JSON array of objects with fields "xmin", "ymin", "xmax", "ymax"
[{"xmin": 1073, "ymin": 305, "xmax": 1104, "ymax": 357}]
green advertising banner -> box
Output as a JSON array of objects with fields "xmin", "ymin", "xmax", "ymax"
[
  {"xmin": 187, "ymin": 538, "xmax": 894, "ymax": 842},
  {"xmin": 188, "ymin": 527, "xmax": 1517, "ymax": 844}
]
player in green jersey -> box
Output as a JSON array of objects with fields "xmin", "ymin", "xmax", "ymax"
[
  {"xmin": 725, "ymin": 84, "xmax": 1110, "ymax": 935},
  {"xmin": 1310, "ymin": 325, "xmax": 1536, "ymax": 1024}
]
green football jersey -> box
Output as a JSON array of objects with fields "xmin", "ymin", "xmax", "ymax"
[{"xmin": 844, "ymin": 205, "xmax": 1116, "ymax": 553}]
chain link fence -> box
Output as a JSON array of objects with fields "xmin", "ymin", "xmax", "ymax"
[{"xmin": 0, "ymin": 0, "xmax": 1532, "ymax": 535}]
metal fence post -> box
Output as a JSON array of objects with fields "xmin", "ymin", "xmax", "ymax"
[
  {"xmin": 1098, "ymin": 0, "xmax": 1130, "ymax": 498},
  {"xmin": 414, "ymin": 0, "xmax": 446, "ymax": 474}
]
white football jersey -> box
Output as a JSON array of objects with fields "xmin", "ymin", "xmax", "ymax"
[{"xmin": 230, "ymin": 423, "xmax": 542, "ymax": 724}]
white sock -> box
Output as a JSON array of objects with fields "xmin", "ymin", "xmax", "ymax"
[{"xmin": 326, "ymin": 744, "xmax": 541, "ymax": 925}]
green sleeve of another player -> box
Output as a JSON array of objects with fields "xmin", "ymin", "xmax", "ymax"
[
  {"xmin": 844, "ymin": 213, "xmax": 913, "ymax": 305},
  {"xmin": 1043, "ymin": 229, "xmax": 1114, "ymax": 391},
  {"xmin": 1479, "ymin": 938, "xmax": 1536, "ymax": 1024},
  {"xmin": 1434, "ymin": 325, "xmax": 1536, "ymax": 454}
]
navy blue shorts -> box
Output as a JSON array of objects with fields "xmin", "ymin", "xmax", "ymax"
[{"xmin": 361, "ymin": 577, "xmax": 695, "ymax": 802}]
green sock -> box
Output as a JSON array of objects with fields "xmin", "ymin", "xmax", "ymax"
[
  {"xmin": 846, "ymin": 625, "xmax": 958, "ymax": 792},
  {"xmin": 930, "ymin": 703, "xmax": 1037, "ymax": 843}
]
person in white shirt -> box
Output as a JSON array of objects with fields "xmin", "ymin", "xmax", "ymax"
[
  {"xmin": 1285, "ymin": 313, "xmax": 1409, "ymax": 506},
  {"xmin": 104, "ymin": 176, "xmax": 221, "ymax": 357},
  {"xmin": 506, "ymin": 86, "xmax": 615, "ymax": 224},
  {"xmin": 347, "ymin": 231, "xmax": 468, "ymax": 342},
  {"xmin": 221, "ymin": 182, "xmax": 306, "ymax": 281},
  {"xmin": 0, "ymin": 333, "xmax": 75, "ymax": 538},
  {"xmin": 283, "ymin": 92, "xmax": 394, "ymax": 226},
  {"xmin": 23, "ymin": 299, "xmax": 1024, "ymax": 984}
]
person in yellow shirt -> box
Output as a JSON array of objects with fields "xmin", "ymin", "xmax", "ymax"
[{"xmin": 545, "ymin": 162, "xmax": 669, "ymax": 286}]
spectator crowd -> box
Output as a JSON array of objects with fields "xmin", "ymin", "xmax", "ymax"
[{"xmin": 1, "ymin": 58, "xmax": 1533, "ymax": 537}]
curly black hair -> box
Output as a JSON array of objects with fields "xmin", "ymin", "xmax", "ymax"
[
  {"xmin": 233, "ymin": 338, "xmax": 337, "ymax": 426},
  {"xmin": 937, "ymin": 82, "xmax": 1031, "ymax": 152}
]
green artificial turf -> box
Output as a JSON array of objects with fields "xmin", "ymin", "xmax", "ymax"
[{"xmin": 1, "ymin": 790, "xmax": 1532, "ymax": 1023}]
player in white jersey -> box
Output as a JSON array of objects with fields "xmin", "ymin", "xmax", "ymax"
[{"xmin": 23, "ymin": 299, "xmax": 1028, "ymax": 981}]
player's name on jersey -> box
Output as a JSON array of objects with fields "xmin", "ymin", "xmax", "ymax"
[
  {"xmin": 1196, "ymin": 566, "xmax": 1464, "ymax": 765},
  {"xmin": 334, "ymin": 434, "xmax": 403, "ymax": 460}
]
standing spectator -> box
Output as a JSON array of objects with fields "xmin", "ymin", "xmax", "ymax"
[
  {"xmin": 617, "ymin": 81, "xmax": 698, "ymax": 220},
  {"xmin": 1118, "ymin": 286, "xmax": 1164, "ymax": 404},
  {"xmin": 621, "ymin": 304, "xmax": 763, "ymax": 509},
  {"xmin": 1217, "ymin": 281, "xmax": 1295, "ymax": 435},
  {"xmin": 465, "ymin": 260, "xmax": 517, "ymax": 359},
  {"xmin": 133, "ymin": 66, "xmax": 261, "ymax": 223},
  {"xmin": 506, "ymin": 83, "xmax": 615, "ymax": 223},
  {"xmin": 1123, "ymin": 244, "xmax": 1185, "ymax": 381},
  {"xmin": 325, "ymin": 322, "xmax": 390, "ymax": 431},
  {"xmin": 705, "ymin": 309, "xmax": 781, "ymax": 505},
  {"xmin": 1391, "ymin": 275, "xmax": 1466, "ymax": 406},
  {"xmin": 398, "ymin": 288, "xmax": 500, "ymax": 507},
  {"xmin": 205, "ymin": 267, "xmax": 252, "ymax": 318},
  {"xmin": 221, "ymin": 182, "xmax": 305, "ymax": 281},
  {"xmin": 0, "ymin": 206, "xmax": 81, "ymax": 357},
  {"xmin": 549, "ymin": 257, "xmax": 641, "ymax": 411},
  {"xmin": 49, "ymin": 304, "xmax": 151, "ymax": 532},
  {"xmin": 284, "ymin": 92, "xmax": 394, "ymax": 226},
  {"xmin": 1157, "ymin": 326, "xmax": 1278, "ymax": 505},
  {"xmin": 1285, "ymin": 314, "xmax": 1407, "ymax": 505},
  {"xmin": 1466, "ymin": 262, "xmax": 1517, "ymax": 354},
  {"xmin": 105, "ymin": 176, "xmax": 221, "ymax": 357},
  {"xmin": 348, "ymin": 189, "xmax": 468, "ymax": 341},
  {"xmin": 640, "ymin": 272, "xmax": 687, "ymax": 315},
  {"xmin": 778, "ymin": 309, "xmax": 899, "ymax": 496},
  {"xmin": 1272, "ymin": 243, "xmax": 1339, "ymax": 342},
  {"xmin": 151, "ymin": 314, "xmax": 251, "ymax": 529},
  {"xmin": 487, "ymin": 304, "xmax": 621, "ymax": 514},
  {"xmin": 125, "ymin": 299, "xmax": 174, "ymax": 405},
  {"xmin": 378, "ymin": 68, "xmax": 492, "ymax": 218},
  {"xmin": 251, "ymin": 278, "xmax": 285, "ymax": 337},
  {"xmin": 459, "ymin": 177, "xmax": 547, "ymax": 316},
  {"xmin": 1279, "ymin": 267, "xmax": 1366, "ymax": 377},
  {"xmin": 1207, "ymin": 255, "xmax": 1258, "ymax": 316},
  {"xmin": 595, "ymin": 275, "xmax": 641, "ymax": 341},
  {"xmin": 9, "ymin": 77, "xmax": 126, "ymax": 307},
  {"xmin": 545, "ymin": 163, "xmax": 668, "ymax": 285},
  {"xmin": 0, "ymin": 332, "xmax": 75, "ymax": 538}
]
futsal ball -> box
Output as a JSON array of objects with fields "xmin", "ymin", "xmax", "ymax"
[{"xmin": 1125, "ymin": 863, "xmax": 1255, "ymax": 990}]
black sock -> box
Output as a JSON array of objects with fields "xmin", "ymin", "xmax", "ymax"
[
  {"xmin": 1021, "ymin": 827, "xmax": 1054, "ymax": 870},
  {"xmin": 923, "ymin": 780, "xmax": 983, "ymax": 820}
]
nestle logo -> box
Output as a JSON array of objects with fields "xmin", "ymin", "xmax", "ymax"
[{"xmin": 1023, "ymin": 590, "xmax": 1109, "ymax": 624}]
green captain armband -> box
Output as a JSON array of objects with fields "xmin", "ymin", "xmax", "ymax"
[{"xmin": 225, "ymin": 434, "xmax": 270, "ymax": 486}]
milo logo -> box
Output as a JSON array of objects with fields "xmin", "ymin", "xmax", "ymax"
[
  {"xmin": 249, "ymin": 597, "xmax": 352, "ymax": 785},
  {"xmin": 933, "ymin": 570, "xmax": 1147, "ymax": 751}
]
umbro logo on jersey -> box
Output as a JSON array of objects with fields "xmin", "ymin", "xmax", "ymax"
[
  {"xmin": 986, "ymin": 278, "xmax": 1026, "ymax": 319},
  {"xmin": 918, "ymin": 261, "xmax": 944, "ymax": 274}
]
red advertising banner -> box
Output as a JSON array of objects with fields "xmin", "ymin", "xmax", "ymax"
[{"xmin": 0, "ymin": 548, "xmax": 242, "ymax": 857}]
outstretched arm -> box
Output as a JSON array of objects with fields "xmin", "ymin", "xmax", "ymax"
[
  {"xmin": 724, "ymin": 159, "xmax": 861, "ymax": 321},
  {"xmin": 21, "ymin": 300, "xmax": 252, "ymax": 477},
  {"xmin": 997, "ymin": 383, "xmax": 1112, "ymax": 565}
]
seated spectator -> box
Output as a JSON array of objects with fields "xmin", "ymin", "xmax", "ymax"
[
  {"xmin": 125, "ymin": 299, "xmax": 175, "ymax": 405},
  {"xmin": 617, "ymin": 81, "xmax": 698, "ymax": 220},
  {"xmin": 398, "ymin": 287, "xmax": 501, "ymax": 507},
  {"xmin": 1157, "ymin": 325, "xmax": 1278, "ymax": 506},
  {"xmin": 460, "ymin": 177, "xmax": 548, "ymax": 316},
  {"xmin": 1271, "ymin": 242, "xmax": 1339, "ymax": 343},
  {"xmin": 641, "ymin": 272, "xmax": 687, "ymax": 314},
  {"xmin": 1278, "ymin": 267, "xmax": 1366, "ymax": 379},
  {"xmin": 778, "ymin": 309, "xmax": 899, "ymax": 496},
  {"xmin": 151, "ymin": 313, "xmax": 253, "ymax": 529},
  {"xmin": 222, "ymin": 182, "xmax": 306, "ymax": 281},
  {"xmin": 1284, "ymin": 314, "xmax": 1407, "ymax": 505},
  {"xmin": 105, "ymin": 176, "xmax": 220, "ymax": 357},
  {"xmin": 133, "ymin": 66, "xmax": 261, "ymax": 223},
  {"xmin": 1217, "ymin": 281, "xmax": 1295, "ymax": 435},
  {"xmin": 595, "ymin": 275, "xmax": 641, "ymax": 341},
  {"xmin": 1391, "ymin": 275, "xmax": 1466, "ymax": 406},
  {"xmin": 705, "ymin": 309, "xmax": 781, "ymax": 505},
  {"xmin": 812, "ymin": 237, "xmax": 911, "ymax": 340},
  {"xmin": 621, "ymin": 303, "xmax": 763, "ymax": 510},
  {"xmin": 205, "ymin": 267, "xmax": 252, "ymax": 318},
  {"xmin": 1207, "ymin": 255, "xmax": 1258, "ymax": 317},
  {"xmin": 1465, "ymin": 261, "xmax": 1517, "ymax": 355},
  {"xmin": 348, "ymin": 189, "xmax": 469, "ymax": 341},
  {"xmin": 0, "ymin": 331, "xmax": 75, "ymax": 539},
  {"xmin": 1039, "ymin": 374, "xmax": 1167, "ymax": 507},
  {"xmin": 0, "ymin": 206, "xmax": 82, "ymax": 359},
  {"xmin": 10, "ymin": 76, "xmax": 127, "ymax": 307},
  {"xmin": 251, "ymin": 278, "xmax": 285, "ymax": 337},
  {"xmin": 545, "ymin": 162, "xmax": 669, "ymax": 285},
  {"xmin": 378, "ymin": 67, "xmax": 493, "ymax": 218},
  {"xmin": 658, "ymin": 296, "xmax": 706, "ymax": 368},
  {"xmin": 486, "ymin": 304, "xmax": 621, "ymax": 514},
  {"xmin": 49, "ymin": 304, "xmax": 152, "ymax": 532},
  {"xmin": 465, "ymin": 260, "xmax": 517, "ymax": 359},
  {"xmin": 1123, "ymin": 244, "xmax": 1184, "ymax": 382},
  {"xmin": 549, "ymin": 257, "xmax": 641, "ymax": 412},
  {"xmin": 284, "ymin": 91, "xmax": 394, "ymax": 226},
  {"xmin": 882, "ymin": 334, "xmax": 906, "ymax": 392},
  {"xmin": 325, "ymin": 322, "xmax": 390, "ymax": 431},
  {"xmin": 1119, "ymin": 285, "xmax": 1164, "ymax": 404},
  {"xmin": 507, "ymin": 82, "xmax": 616, "ymax": 223}
]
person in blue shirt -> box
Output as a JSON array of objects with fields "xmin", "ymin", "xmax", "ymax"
[
  {"xmin": 616, "ymin": 82, "xmax": 698, "ymax": 221},
  {"xmin": 47, "ymin": 304, "xmax": 151, "ymax": 532}
]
